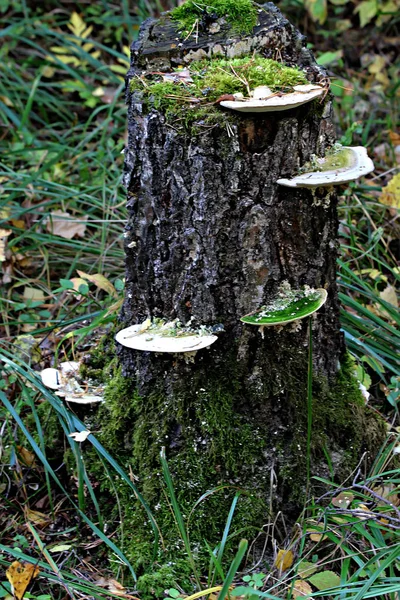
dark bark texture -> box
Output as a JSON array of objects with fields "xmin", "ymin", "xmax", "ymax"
[{"xmin": 113, "ymin": 2, "xmax": 382, "ymax": 551}]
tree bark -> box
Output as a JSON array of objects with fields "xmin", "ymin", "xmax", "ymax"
[{"xmin": 111, "ymin": 1, "xmax": 383, "ymax": 562}]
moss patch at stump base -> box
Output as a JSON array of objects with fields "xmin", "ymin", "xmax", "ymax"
[{"xmin": 80, "ymin": 343, "xmax": 385, "ymax": 582}]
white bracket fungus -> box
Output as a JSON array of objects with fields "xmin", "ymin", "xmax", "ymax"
[
  {"xmin": 116, "ymin": 318, "xmax": 218, "ymax": 353},
  {"xmin": 277, "ymin": 146, "xmax": 374, "ymax": 188},
  {"xmin": 220, "ymin": 84, "xmax": 324, "ymax": 113}
]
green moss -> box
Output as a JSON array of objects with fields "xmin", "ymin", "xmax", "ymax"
[
  {"xmin": 137, "ymin": 561, "xmax": 192, "ymax": 600},
  {"xmin": 80, "ymin": 337, "xmax": 384, "ymax": 590},
  {"xmin": 130, "ymin": 55, "xmax": 308, "ymax": 131},
  {"xmin": 301, "ymin": 144, "xmax": 355, "ymax": 174},
  {"xmin": 278, "ymin": 353, "xmax": 386, "ymax": 504},
  {"xmin": 170, "ymin": 0, "xmax": 258, "ymax": 36}
]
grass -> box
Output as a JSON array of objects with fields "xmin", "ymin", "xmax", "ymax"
[{"xmin": 0, "ymin": 0, "xmax": 399, "ymax": 598}]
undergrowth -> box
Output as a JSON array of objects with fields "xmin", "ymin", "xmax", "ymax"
[{"xmin": 0, "ymin": 0, "xmax": 399, "ymax": 598}]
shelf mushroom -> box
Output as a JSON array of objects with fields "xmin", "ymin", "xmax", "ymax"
[
  {"xmin": 219, "ymin": 84, "xmax": 324, "ymax": 113},
  {"xmin": 277, "ymin": 146, "xmax": 374, "ymax": 188},
  {"xmin": 116, "ymin": 319, "xmax": 218, "ymax": 353},
  {"xmin": 241, "ymin": 287, "xmax": 327, "ymax": 334}
]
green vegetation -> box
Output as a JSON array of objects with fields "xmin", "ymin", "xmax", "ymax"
[
  {"xmin": 0, "ymin": 0, "xmax": 399, "ymax": 599},
  {"xmin": 170, "ymin": 0, "xmax": 258, "ymax": 35},
  {"xmin": 130, "ymin": 56, "xmax": 308, "ymax": 127}
]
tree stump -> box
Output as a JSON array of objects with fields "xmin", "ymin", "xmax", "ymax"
[{"xmin": 105, "ymin": 1, "xmax": 383, "ymax": 566}]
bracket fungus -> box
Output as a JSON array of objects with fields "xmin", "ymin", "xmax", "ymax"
[
  {"xmin": 241, "ymin": 286, "xmax": 327, "ymax": 334},
  {"xmin": 220, "ymin": 84, "xmax": 324, "ymax": 113},
  {"xmin": 277, "ymin": 146, "xmax": 374, "ymax": 188},
  {"xmin": 116, "ymin": 318, "xmax": 219, "ymax": 353}
]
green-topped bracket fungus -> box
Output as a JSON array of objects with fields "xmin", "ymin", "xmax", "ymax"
[
  {"xmin": 241, "ymin": 286, "xmax": 327, "ymax": 337},
  {"xmin": 277, "ymin": 145, "xmax": 375, "ymax": 188},
  {"xmin": 83, "ymin": 0, "xmax": 386, "ymax": 575}
]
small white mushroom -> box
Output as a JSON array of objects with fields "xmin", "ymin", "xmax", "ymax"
[
  {"xmin": 252, "ymin": 85, "xmax": 273, "ymax": 100},
  {"xmin": 40, "ymin": 368, "xmax": 61, "ymax": 390},
  {"xmin": 60, "ymin": 361, "xmax": 80, "ymax": 376},
  {"xmin": 277, "ymin": 146, "xmax": 374, "ymax": 188}
]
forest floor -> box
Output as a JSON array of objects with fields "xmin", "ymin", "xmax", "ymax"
[{"xmin": 0, "ymin": 1, "xmax": 399, "ymax": 599}]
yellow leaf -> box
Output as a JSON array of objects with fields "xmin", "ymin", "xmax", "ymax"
[
  {"xmin": 380, "ymin": 285, "xmax": 398, "ymax": 307},
  {"xmin": 6, "ymin": 561, "xmax": 39, "ymax": 600},
  {"xmin": 68, "ymin": 12, "xmax": 86, "ymax": 37},
  {"xmin": 380, "ymin": 173, "xmax": 400, "ymax": 208},
  {"xmin": 308, "ymin": 530, "xmax": 325, "ymax": 542},
  {"xmin": 77, "ymin": 270, "xmax": 117, "ymax": 297},
  {"xmin": 23, "ymin": 287, "xmax": 45, "ymax": 304},
  {"xmin": 42, "ymin": 66, "xmax": 56, "ymax": 78},
  {"xmin": 24, "ymin": 507, "xmax": 50, "ymax": 526},
  {"xmin": 69, "ymin": 277, "xmax": 89, "ymax": 293},
  {"xmin": 16, "ymin": 446, "xmax": 36, "ymax": 468},
  {"xmin": 274, "ymin": 548, "xmax": 294, "ymax": 571},
  {"xmin": 368, "ymin": 55, "xmax": 386, "ymax": 74},
  {"xmin": 293, "ymin": 579, "xmax": 312, "ymax": 598}
]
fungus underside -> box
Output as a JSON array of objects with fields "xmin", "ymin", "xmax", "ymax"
[{"xmin": 170, "ymin": 0, "xmax": 258, "ymax": 36}]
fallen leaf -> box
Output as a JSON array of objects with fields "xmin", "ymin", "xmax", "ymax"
[
  {"xmin": 46, "ymin": 210, "xmax": 88, "ymax": 239},
  {"xmin": 379, "ymin": 285, "xmax": 398, "ymax": 319},
  {"xmin": 77, "ymin": 270, "xmax": 117, "ymax": 297},
  {"xmin": 274, "ymin": 548, "xmax": 294, "ymax": 571},
  {"xmin": 69, "ymin": 277, "xmax": 89, "ymax": 293},
  {"xmin": 308, "ymin": 570, "xmax": 340, "ymax": 591},
  {"xmin": 24, "ymin": 507, "xmax": 50, "ymax": 526},
  {"xmin": 297, "ymin": 560, "xmax": 318, "ymax": 578},
  {"xmin": 49, "ymin": 544, "xmax": 72, "ymax": 553},
  {"xmin": 352, "ymin": 503, "xmax": 371, "ymax": 520},
  {"xmin": 0, "ymin": 228, "xmax": 12, "ymax": 262},
  {"xmin": 293, "ymin": 579, "xmax": 313, "ymax": 598},
  {"xmin": 332, "ymin": 492, "xmax": 354, "ymax": 508},
  {"xmin": 16, "ymin": 446, "xmax": 36, "ymax": 468},
  {"xmin": 308, "ymin": 528, "xmax": 327, "ymax": 542},
  {"xmin": 23, "ymin": 287, "xmax": 45, "ymax": 304},
  {"xmin": 372, "ymin": 482, "xmax": 400, "ymax": 507},
  {"xmin": 94, "ymin": 577, "xmax": 139, "ymax": 599},
  {"xmin": 68, "ymin": 430, "xmax": 91, "ymax": 442},
  {"xmin": 6, "ymin": 561, "xmax": 39, "ymax": 600},
  {"xmin": 380, "ymin": 173, "xmax": 400, "ymax": 208}
]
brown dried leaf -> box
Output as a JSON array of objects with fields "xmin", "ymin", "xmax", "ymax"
[
  {"xmin": 6, "ymin": 561, "xmax": 39, "ymax": 600},
  {"xmin": 332, "ymin": 492, "xmax": 354, "ymax": 508},
  {"xmin": 94, "ymin": 577, "xmax": 139, "ymax": 599},
  {"xmin": 46, "ymin": 210, "xmax": 88, "ymax": 239}
]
